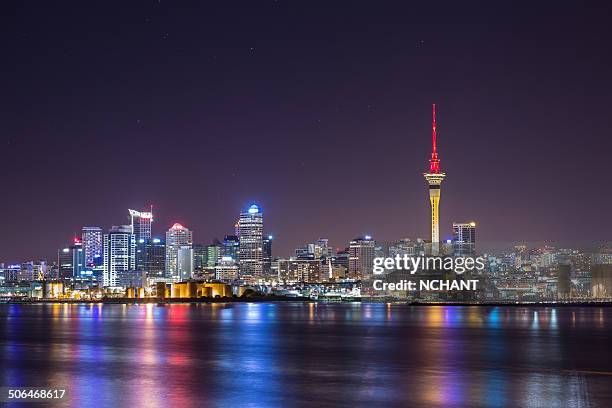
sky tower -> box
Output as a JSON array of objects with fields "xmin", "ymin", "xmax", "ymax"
[{"xmin": 423, "ymin": 104, "xmax": 446, "ymax": 256}]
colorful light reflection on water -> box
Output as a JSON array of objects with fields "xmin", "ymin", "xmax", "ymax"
[{"xmin": 0, "ymin": 303, "xmax": 611, "ymax": 407}]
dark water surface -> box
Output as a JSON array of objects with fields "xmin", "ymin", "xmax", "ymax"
[{"xmin": 0, "ymin": 303, "xmax": 611, "ymax": 407}]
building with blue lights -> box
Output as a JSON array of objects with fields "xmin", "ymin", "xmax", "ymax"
[
  {"xmin": 238, "ymin": 204, "xmax": 264, "ymax": 282},
  {"xmin": 103, "ymin": 225, "xmax": 136, "ymax": 287}
]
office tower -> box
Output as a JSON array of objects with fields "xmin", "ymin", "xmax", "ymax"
[
  {"xmin": 206, "ymin": 241, "xmax": 222, "ymax": 268},
  {"xmin": 129, "ymin": 208, "xmax": 153, "ymax": 242},
  {"xmin": 423, "ymin": 104, "xmax": 446, "ymax": 256},
  {"xmin": 238, "ymin": 204, "xmax": 264, "ymax": 282},
  {"xmin": 81, "ymin": 226, "xmax": 103, "ymax": 267},
  {"xmin": 177, "ymin": 246, "xmax": 194, "ymax": 281},
  {"xmin": 452, "ymin": 222, "xmax": 476, "ymax": 256},
  {"xmin": 348, "ymin": 236, "xmax": 375, "ymax": 280},
  {"xmin": 129, "ymin": 208, "xmax": 153, "ymax": 270},
  {"xmin": 143, "ymin": 238, "xmax": 165, "ymax": 278},
  {"xmin": 165, "ymin": 223, "xmax": 193, "ymax": 281},
  {"xmin": 103, "ymin": 225, "xmax": 136, "ymax": 287},
  {"xmin": 215, "ymin": 256, "xmax": 239, "ymax": 282},
  {"xmin": 58, "ymin": 239, "xmax": 85, "ymax": 280},
  {"xmin": 193, "ymin": 244, "xmax": 207, "ymax": 272},
  {"xmin": 71, "ymin": 238, "xmax": 85, "ymax": 278},
  {"xmin": 58, "ymin": 247, "xmax": 73, "ymax": 279},
  {"xmin": 262, "ymin": 235, "xmax": 273, "ymax": 276},
  {"xmin": 222, "ymin": 235, "xmax": 240, "ymax": 261}
]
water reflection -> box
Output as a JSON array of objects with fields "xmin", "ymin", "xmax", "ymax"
[{"xmin": 0, "ymin": 303, "xmax": 610, "ymax": 407}]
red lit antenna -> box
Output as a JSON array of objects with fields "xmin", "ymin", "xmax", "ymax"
[{"xmin": 429, "ymin": 103, "xmax": 441, "ymax": 173}]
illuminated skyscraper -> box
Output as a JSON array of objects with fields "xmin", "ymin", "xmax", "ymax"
[
  {"xmin": 262, "ymin": 235, "xmax": 273, "ymax": 276},
  {"xmin": 57, "ymin": 247, "xmax": 73, "ymax": 279},
  {"xmin": 129, "ymin": 208, "xmax": 153, "ymax": 270},
  {"xmin": 58, "ymin": 239, "xmax": 85, "ymax": 280},
  {"xmin": 103, "ymin": 225, "xmax": 136, "ymax": 287},
  {"xmin": 165, "ymin": 223, "xmax": 193, "ymax": 281},
  {"xmin": 222, "ymin": 235, "xmax": 240, "ymax": 261},
  {"xmin": 423, "ymin": 104, "xmax": 446, "ymax": 256},
  {"xmin": 71, "ymin": 238, "xmax": 85, "ymax": 278},
  {"xmin": 143, "ymin": 238, "xmax": 165, "ymax": 278},
  {"xmin": 81, "ymin": 226, "xmax": 103, "ymax": 267},
  {"xmin": 348, "ymin": 236, "xmax": 375, "ymax": 280},
  {"xmin": 177, "ymin": 246, "xmax": 194, "ymax": 281},
  {"xmin": 129, "ymin": 208, "xmax": 153, "ymax": 242},
  {"xmin": 206, "ymin": 241, "xmax": 222, "ymax": 268},
  {"xmin": 238, "ymin": 204, "xmax": 264, "ymax": 282}
]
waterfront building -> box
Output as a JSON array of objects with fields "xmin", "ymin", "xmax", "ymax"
[
  {"xmin": 348, "ymin": 236, "xmax": 375, "ymax": 280},
  {"xmin": 165, "ymin": 223, "xmax": 193, "ymax": 281},
  {"xmin": 129, "ymin": 208, "xmax": 153, "ymax": 270},
  {"xmin": 81, "ymin": 226, "xmax": 103, "ymax": 267},
  {"xmin": 206, "ymin": 241, "xmax": 222, "ymax": 268},
  {"xmin": 193, "ymin": 244, "xmax": 207, "ymax": 272},
  {"xmin": 177, "ymin": 246, "xmax": 194, "ymax": 281},
  {"xmin": 262, "ymin": 235, "xmax": 273, "ymax": 276},
  {"xmin": 215, "ymin": 256, "xmax": 239, "ymax": 282},
  {"xmin": 102, "ymin": 225, "xmax": 136, "ymax": 287},
  {"xmin": 143, "ymin": 238, "xmax": 165, "ymax": 278},
  {"xmin": 57, "ymin": 247, "xmax": 73, "ymax": 279},
  {"xmin": 222, "ymin": 235, "xmax": 240, "ymax": 261},
  {"xmin": 237, "ymin": 204, "xmax": 264, "ymax": 282}
]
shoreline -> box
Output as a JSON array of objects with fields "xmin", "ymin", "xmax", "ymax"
[{"xmin": 1, "ymin": 297, "xmax": 612, "ymax": 307}]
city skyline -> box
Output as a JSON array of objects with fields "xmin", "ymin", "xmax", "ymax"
[{"xmin": 3, "ymin": 2, "xmax": 611, "ymax": 262}]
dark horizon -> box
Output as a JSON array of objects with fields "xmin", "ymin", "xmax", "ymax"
[{"xmin": 3, "ymin": 1, "xmax": 612, "ymax": 262}]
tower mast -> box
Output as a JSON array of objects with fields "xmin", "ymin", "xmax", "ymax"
[
  {"xmin": 429, "ymin": 103, "xmax": 440, "ymax": 174},
  {"xmin": 423, "ymin": 103, "xmax": 446, "ymax": 256}
]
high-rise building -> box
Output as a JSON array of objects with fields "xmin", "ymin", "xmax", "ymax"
[
  {"xmin": 348, "ymin": 236, "xmax": 375, "ymax": 280},
  {"xmin": 143, "ymin": 238, "xmax": 165, "ymax": 279},
  {"xmin": 81, "ymin": 226, "xmax": 103, "ymax": 267},
  {"xmin": 238, "ymin": 204, "xmax": 264, "ymax": 282},
  {"xmin": 206, "ymin": 242, "xmax": 222, "ymax": 268},
  {"xmin": 129, "ymin": 208, "xmax": 153, "ymax": 270},
  {"xmin": 452, "ymin": 222, "xmax": 476, "ymax": 256},
  {"xmin": 222, "ymin": 235, "xmax": 240, "ymax": 261},
  {"xmin": 71, "ymin": 238, "xmax": 85, "ymax": 278},
  {"xmin": 177, "ymin": 246, "xmax": 194, "ymax": 281},
  {"xmin": 103, "ymin": 225, "xmax": 136, "ymax": 287},
  {"xmin": 193, "ymin": 244, "xmax": 207, "ymax": 272},
  {"xmin": 165, "ymin": 223, "xmax": 193, "ymax": 281},
  {"xmin": 129, "ymin": 208, "xmax": 153, "ymax": 242},
  {"xmin": 262, "ymin": 235, "xmax": 273, "ymax": 276},
  {"xmin": 57, "ymin": 247, "xmax": 73, "ymax": 279},
  {"xmin": 215, "ymin": 256, "xmax": 239, "ymax": 282},
  {"xmin": 423, "ymin": 104, "xmax": 446, "ymax": 256},
  {"xmin": 57, "ymin": 239, "xmax": 85, "ymax": 280}
]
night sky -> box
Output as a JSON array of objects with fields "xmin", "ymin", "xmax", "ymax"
[{"xmin": 3, "ymin": 1, "xmax": 611, "ymax": 262}]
